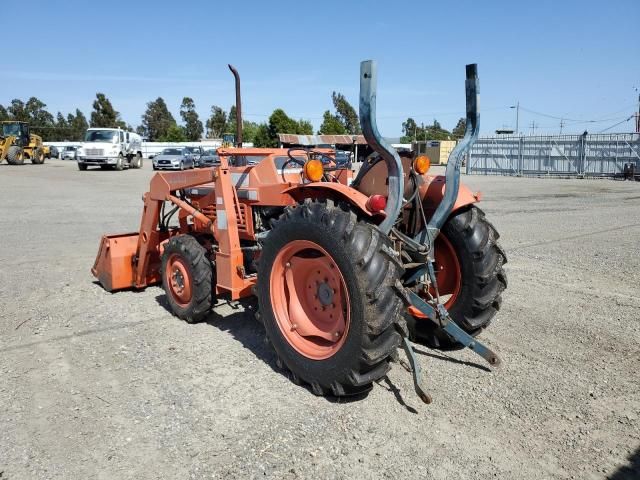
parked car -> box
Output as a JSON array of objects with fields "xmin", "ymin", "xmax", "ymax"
[
  {"xmin": 62, "ymin": 146, "xmax": 78, "ymax": 160},
  {"xmin": 184, "ymin": 146, "xmax": 204, "ymax": 164},
  {"xmin": 152, "ymin": 148, "xmax": 195, "ymax": 170},
  {"xmin": 48, "ymin": 146, "xmax": 60, "ymax": 159},
  {"xmin": 196, "ymin": 148, "xmax": 220, "ymax": 167}
]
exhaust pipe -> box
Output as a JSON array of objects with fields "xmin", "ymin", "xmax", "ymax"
[{"xmin": 228, "ymin": 64, "xmax": 243, "ymax": 147}]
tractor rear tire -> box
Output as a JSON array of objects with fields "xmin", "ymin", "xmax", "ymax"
[
  {"xmin": 257, "ymin": 199, "xmax": 405, "ymax": 397},
  {"xmin": 161, "ymin": 235, "xmax": 215, "ymax": 323},
  {"xmin": 31, "ymin": 147, "xmax": 45, "ymax": 164},
  {"xmin": 6, "ymin": 146, "xmax": 24, "ymax": 165},
  {"xmin": 408, "ymin": 206, "xmax": 507, "ymax": 349}
]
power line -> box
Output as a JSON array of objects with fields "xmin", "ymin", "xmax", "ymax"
[
  {"xmin": 598, "ymin": 115, "xmax": 634, "ymax": 133},
  {"xmin": 519, "ymin": 105, "xmax": 632, "ymax": 124}
]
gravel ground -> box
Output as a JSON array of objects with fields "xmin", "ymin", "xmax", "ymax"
[{"xmin": 1, "ymin": 159, "xmax": 639, "ymax": 480}]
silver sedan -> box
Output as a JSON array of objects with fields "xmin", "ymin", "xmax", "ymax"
[{"xmin": 152, "ymin": 148, "xmax": 195, "ymax": 170}]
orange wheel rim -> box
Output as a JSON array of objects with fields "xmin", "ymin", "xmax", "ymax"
[
  {"xmin": 409, "ymin": 233, "xmax": 461, "ymax": 318},
  {"xmin": 270, "ymin": 240, "xmax": 351, "ymax": 360},
  {"xmin": 431, "ymin": 233, "xmax": 462, "ymax": 308},
  {"xmin": 165, "ymin": 254, "xmax": 192, "ymax": 307}
]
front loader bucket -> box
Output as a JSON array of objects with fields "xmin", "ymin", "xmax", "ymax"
[{"xmin": 92, "ymin": 233, "xmax": 139, "ymax": 292}]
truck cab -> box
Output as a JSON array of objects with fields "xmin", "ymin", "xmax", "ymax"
[{"xmin": 77, "ymin": 127, "xmax": 143, "ymax": 171}]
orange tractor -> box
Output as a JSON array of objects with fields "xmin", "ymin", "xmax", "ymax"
[{"xmin": 93, "ymin": 62, "xmax": 507, "ymax": 402}]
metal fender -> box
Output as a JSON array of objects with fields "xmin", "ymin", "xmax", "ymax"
[
  {"xmin": 282, "ymin": 183, "xmax": 381, "ymax": 218},
  {"xmin": 420, "ymin": 175, "xmax": 480, "ymax": 214}
]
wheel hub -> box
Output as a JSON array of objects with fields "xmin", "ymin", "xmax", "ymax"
[
  {"xmin": 172, "ymin": 268, "xmax": 185, "ymax": 293},
  {"xmin": 316, "ymin": 282, "xmax": 334, "ymax": 306}
]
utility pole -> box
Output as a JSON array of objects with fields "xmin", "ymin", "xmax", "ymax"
[
  {"xmin": 530, "ymin": 121, "xmax": 538, "ymax": 135},
  {"xmin": 510, "ymin": 101, "xmax": 520, "ymax": 135},
  {"xmin": 559, "ymin": 118, "xmax": 565, "ymax": 135},
  {"xmin": 636, "ymin": 90, "xmax": 640, "ymax": 133}
]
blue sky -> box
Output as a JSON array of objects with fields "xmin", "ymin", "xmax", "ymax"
[{"xmin": 2, "ymin": 0, "xmax": 638, "ymax": 137}]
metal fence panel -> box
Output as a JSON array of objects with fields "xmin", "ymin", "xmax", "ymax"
[{"xmin": 467, "ymin": 133, "xmax": 640, "ymax": 178}]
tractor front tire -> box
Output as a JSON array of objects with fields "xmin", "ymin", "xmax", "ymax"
[
  {"xmin": 161, "ymin": 235, "xmax": 215, "ymax": 323},
  {"xmin": 6, "ymin": 146, "xmax": 24, "ymax": 165},
  {"xmin": 31, "ymin": 147, "xmax": 45, "ymax": 164},
  {"xmin": 408, "ymin": 206, "xmax": 507, "ymax": 349},
  {"xmin": 257, "ymin": 199, "xmax": 405, "ymax": 397}
]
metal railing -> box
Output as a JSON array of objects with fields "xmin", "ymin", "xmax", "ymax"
[{"xmin": 467, "ymin": 133, "xmax": 640, "ymax": 177}]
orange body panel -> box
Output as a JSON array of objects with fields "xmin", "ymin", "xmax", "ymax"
[
  {"xmin": 282, "ymin": 182, "xmax": 379, "ymax": 218},
  {"xmin": 420, "ymin": 175, "xmax": 479, "ymax": 214}
]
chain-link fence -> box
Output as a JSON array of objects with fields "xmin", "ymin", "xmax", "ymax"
[{"xmin": 467, "ymin": 133, "xmax": 640, "ymax": 177}]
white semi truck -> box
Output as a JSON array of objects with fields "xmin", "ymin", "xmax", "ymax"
[{"xmin": 77, "ymin": 128, "xmax": 143, "ymax": 171}]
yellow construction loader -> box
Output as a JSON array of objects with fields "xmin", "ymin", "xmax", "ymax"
[{"xmin": 0, "ymin": 121, "xmax": 49, "ymax": 165}]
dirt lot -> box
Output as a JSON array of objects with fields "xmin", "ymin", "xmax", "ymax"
[{"xmin": 1, "ymin": 159, "xmax": 638, "ymax": 480}]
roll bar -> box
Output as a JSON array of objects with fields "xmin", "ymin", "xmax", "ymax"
[
  {"xmin": 359, "ymin": 60, "xmax": 404, "ymax": 235},
  {"xmin": 415, "ymin": 64, "xmax": 480, "ymax": 249}
]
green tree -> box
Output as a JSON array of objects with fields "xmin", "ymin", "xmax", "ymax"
[
  {"xmin": 162, "ymin": 124, "xmax": 187, "ymax": 142},
  {"xmin": 8, "ymin": 99, "xmax": 28, "ymax": 122},
  {"xmin": 400, "ymin": 117, "xmax": 452, "ymax": 143},
  {"xmin": 424, "ymin": 119, "xmax": 451, "ymax": 141},
  {"xmin": 265, "ymin": 109, "xmax": 294, "ymax": 147},
  {"xmin": 15, "ymin": 97, "xmax": 54, "ymax": 140},
  {"xmin": 452, "ymin": 117, "xmax": 466, "ymax": 139},
  {"xmin": 54, "ymin": 112, "xmax": 70, "ymax": 140},
  {"xmin": 331, "ymin": 92, "xmax": 360, "ymax": 134},
  {"xmin": 318, "ymin": 110, "xmax": 347, "ymax": 134},
  {"xmin": 135, "ymin": 125, "xmax": 147, "ymax": 137},
  {"xmin": 180, "ymin": 97, "xmax": 203, "ymax": 141},
  {"xmin": 91, "ymin": 93, "xmax": 125, "ymax": 128},
  {"xmin": 297, "ymin": 119, "xmax": 313, "ymax": 135},
  {"xmin": 141, "ymin": 97, "xmax": 176, "ymax": 141},
  {"xmin": 259, "ymin": 109, "xmax": 314, "ymax": 147},
  {"xmin": 252, "ymin": 123, "xmax": 271, "ymax": 147},
  {"xmin": 242, "ymin": 120, "xmax": 260, "ymax": 143},
  {"xmin": 0, "ymin": 104, "xmax": 9, "ymax": 121},
  {"xmin": 400, "ymin": 117, "xmax": 418, "ymax": 143},
  {"xmin": 226, "ymin": 104, "xmax": 237, "ymax": 135},
  {"xmin": 206, "ymin": 105, "xmax": 227, "ymax": 138},
  {"xmin": 67, "ymin": 109, "xmax": 89, "ymax": 141}
]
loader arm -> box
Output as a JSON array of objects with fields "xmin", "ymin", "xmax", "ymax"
[{"xmin": 95, "ymin": 162, "xmax": 255, "ymax": 299}]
